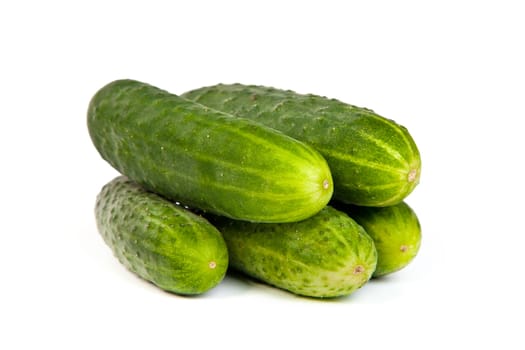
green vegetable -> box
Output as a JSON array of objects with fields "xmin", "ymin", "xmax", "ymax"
[
  {"xmin": 210, "ymin": 206, "xmax": 377, "ymax": 298},
  {"xmin": 335, "ymin": 201, "xmax": 421, "ymax": 277},
  {"xmin": 182, "ymin": 84, "xmax": 421, "ymax": 207},
  {"xmin": 95, "ymin": 176, "xmax": 228, "ymax": 295},
  {"xmin": 88, "ymin": 79, "xmax": 333, "ymax": 223}
]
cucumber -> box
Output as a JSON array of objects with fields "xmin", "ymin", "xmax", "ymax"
[
  {"xmin": 182, "ymin": 84, "xmax": 421, "ymax": 207},
  {"xmin": 88, "ymin": 79, "xmax": 333, "ymax": 223},
  {"xmin": 209, "ymin": 206, "xmax": 377, "ymax": 298},
  {"xmin": 334, "ymin": 201, "xmax": 421, "ymax": 277},
  {"xmin": 95, "ymin": 176, "xmax": 228, "ymax": 295}
]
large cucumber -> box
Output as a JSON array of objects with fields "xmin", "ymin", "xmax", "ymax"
[
  {"xmin": 334, "ymin": 201, "xmax": 421, "ymax": 277},
  {"xmin": 88, "ymin": 79, "xmax": 333, "ymax": 223},
  {"xmin": 209, "ymin": 206, "xmax": 377, "ymax": 298},
  {"xmin": 183, "ymin": 84, "xmax": 421, "ymax": 207},
  {"xmin": 95, "ymin": 176, "xmax": 228, "ymax": 295}
]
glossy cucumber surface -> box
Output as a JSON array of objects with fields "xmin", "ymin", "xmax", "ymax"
[
  {"xmin": 183, "ymin": 84, "xmax": 420, "ymax": 206},
  {"xmin": 335, "ymin": 201, "xmax": 421, "ymax": 277},
  {"xmin": 210, "ymin": 206, "xmax": 377, "ymax": 298},
  {"xmin": 88, "ymin": 79, "xmax": 333, "ymax": 223},
  {"xmin": 95, "ymin": 176, "xmax": 228, "ymax": 294}
]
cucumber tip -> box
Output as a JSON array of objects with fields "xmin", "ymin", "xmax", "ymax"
[
  {"xmin": 408, "ymin": 169, "xmax": 417, "ymax": 182},
  {"xmin": 353, "ymin": 265, "xmax": 365, "ymax": 274}
]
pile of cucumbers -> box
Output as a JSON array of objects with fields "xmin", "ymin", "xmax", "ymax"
[{"xmin": 88, "ymin": 79, "xmax": 422, "ymax": 298}]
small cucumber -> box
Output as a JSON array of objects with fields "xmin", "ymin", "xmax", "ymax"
[
  {"xmin": 88, "ymin": 79, "xmax": 333, "ymax": 223},
  {"xmin": 95, "ymin": 176, "xmax": 228, "ymax": 295},
  {"xmin": 183, "ymin": 84, "xmax": 421, "ymax": 207},
  {"xmin": 209, "ymin": 206, "xmax": 377, "ymax": 298},
  {"xmin": 335, "ymin": 201, "xmax": 421, "ymax": 277}
]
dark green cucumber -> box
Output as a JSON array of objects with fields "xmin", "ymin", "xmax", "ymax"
[
  {"xmin": 88, "ymin": 79, "xmax": 333, "ymax": 223},
  {"xmin": 335, "ymin": 201, "xmax": 421, "ymax": 277},
  {"xmin": 183, "ymin": 84, "xmax": 421, "ymax": 207},
  {"xmin": 95, "ymin": 176, "xmax": 228, "ymax": 295},
  {"xmin": 210, "ymin": 206, "xmax": 377, "ymax": 298}
]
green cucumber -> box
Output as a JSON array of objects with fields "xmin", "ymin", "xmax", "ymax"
[
  {"xmin": 209, "ymin": 206, "xmax": 377, "ymax": 298},
  {"xmin": 182, "ymin": 84, "xmax": 421, "ymax": 207},
  {"xmin": 335, "ymin": 201, "xmax": 421, "ymax": 277},
  {"xmin": 88, "ymin": 79, "xmax": 333, "ymax": 223},
  {"xmin": 95, "ymin": 176, "xmax": 228, "ymax": 295}
]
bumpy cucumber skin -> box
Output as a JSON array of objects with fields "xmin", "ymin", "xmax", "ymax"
[
  {"xmin": 210, "ymin": 206, "xmax": 377, "ymax": 298},
  {"xmin": 95, "ymin": 176, "xmax": 228, "ymax": 295},
  {"xmin": 335, "ymin": 201, "xmax": 421, "ymax": 277},
  {"xmin": 182, "ymin": 84, "xmax": 421, "ymax": 207},
  {"xmin": 88, "ymin": 79, "xmax": 333, "ymax": 223}
]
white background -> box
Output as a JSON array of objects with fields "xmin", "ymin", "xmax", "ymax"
[{"xmin": 2, "ymin": 1, "xmax": 524, "ymax": 349}]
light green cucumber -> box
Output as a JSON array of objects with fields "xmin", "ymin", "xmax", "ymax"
[
  {"xmin": 183, "ymin": 84, "xmax": 421, "ymax": 207},
  {"xmin": 210, "ymin": 206, "xmax": 377, "ymax": 298},
  {"xmin": 335, "ymin": 201, "xmax": 421, "ymax": 277},
  {"xmin": 95, "ymin": 176, "xmax": 228, "ymax": 295},
  {"xmin": 88, "ymin": 79, "xmax": 333, "ymax": 223}
]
